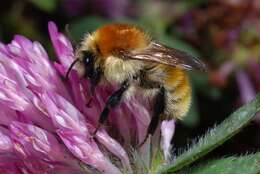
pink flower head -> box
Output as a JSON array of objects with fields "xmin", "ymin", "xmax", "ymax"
[
  {"xmin": 10, "ymin": 122, "xmax": 78, "ymax": 165},
  {"xmin": 0, "ymin": 21, "xmax": 176, "ymax": 173}
]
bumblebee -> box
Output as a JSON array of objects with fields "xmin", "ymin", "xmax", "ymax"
[{"xmin": 66, "ymin": 24, "xmax": 206, "ymax": 145}]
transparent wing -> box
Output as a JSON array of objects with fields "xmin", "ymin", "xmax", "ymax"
[{"xmin": 122, "ymin": 42, "xmax": 207, "ymax": 71}]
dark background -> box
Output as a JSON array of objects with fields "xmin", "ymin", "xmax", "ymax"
[{"xmin": 0, "ymin": 0, "xmax": 259, "ymax": 158}]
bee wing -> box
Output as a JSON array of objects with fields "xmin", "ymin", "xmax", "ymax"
[{"xmin": 122, "ymin": 42, "xmax": 207, "ymax": 71}]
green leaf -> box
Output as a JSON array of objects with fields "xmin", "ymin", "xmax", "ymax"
[
  {"xmin": 27, "ymin": 0, "xmax": 57, "ymax": 12},
  {"xmin": 157, "ymin": 94, "xmax": 260, "ymax": 174},
  {"xmin": 178, "ymin": 153, "xmax": 260, "ymax": 174}
]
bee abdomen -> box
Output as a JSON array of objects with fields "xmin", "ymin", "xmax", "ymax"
[{"xmin": 164, "ymin": 68, "xmax": 192, "ymax": 119}]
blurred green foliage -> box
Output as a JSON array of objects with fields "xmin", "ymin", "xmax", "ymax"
[{"xmin": 27, "ymin": 0, "xmax": 58, "ymax": 12}]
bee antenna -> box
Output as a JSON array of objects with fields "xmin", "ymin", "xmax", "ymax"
[{"xmin": 66, "ymin": 59, "xmax": 80, "ymax": 80}]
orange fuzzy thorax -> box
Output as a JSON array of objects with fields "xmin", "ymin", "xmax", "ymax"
[{"xmin": 94, "ymin": 24, "xmax": 150, "ymax": 57}]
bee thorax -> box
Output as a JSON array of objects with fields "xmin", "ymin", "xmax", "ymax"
[{"xmin": 103, "ymin": 56, "xmax": 143, "ymax": 84}]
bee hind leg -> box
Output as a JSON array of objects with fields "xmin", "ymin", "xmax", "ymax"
[
  {"xmin": 92, "ymin": 80, "xmax": 130, "ymax": 136},
  {"xmin": 139, "ymin": 87, "xmax": 165, "ymax": 147}
]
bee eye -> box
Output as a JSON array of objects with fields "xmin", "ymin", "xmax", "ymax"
[
  {"xmin": 82, "ymin": 51, "xmax": 95, "ymax": 78},
  {"xmin": 85, "ymin": 57, "xmax": 90, "ymax": 63},
  {"xmin": 83, "ymin": 51, "xmax": 94, "ymax": 66}
]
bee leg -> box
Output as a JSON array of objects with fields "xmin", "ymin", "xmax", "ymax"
[
  {"xmin": 92, "ymin": 81, "xmax": 130, "ymax": 136},
  {"xmin": 139, "ymin": 87, "xmax": 165, "ymax": 147}
]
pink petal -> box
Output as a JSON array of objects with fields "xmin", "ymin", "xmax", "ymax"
[
  {"xmin": 53, "ymin": 166, "xmax": 87, "ymax": 174},
  {"xmin": 0, "ymin": 108, "xmax": 19, "ymax": 126},
  {"xmin": 0, "ymin": 51, "xmax": 28, "ymax": 90},
  {"xmin": 42, "ymin": 91, "xmax": 131, "ymax": 171},
  {"xmin": 236, "ymin": 69, "xmax": 256, "ymax": 104},
  {"xmin": 161, "ymin": 120, "xmax": 175, "ymax": 161},
  {"xmin": 96, "ymin": 129, "xmax": 132, "ymax": 173},
  {"xmin": 22, "ymin": 157, "xmax": 56, "ymax": 174},
  {"xmin": 48, "ymin": 21, "xmax": 75, "ymax": 70},
  {"xmin": 68, "ymin": 71, "xmax": 89, "ymax": 115},
  {"xmin": 0, "ymin": 127, "xmax": 13, "ymax": 153},
  {"xmin": 0, "ymin": 155, "xmax": 25, "ymax": 174},
  {"xmin": 58, "ymin": 130, "xmax": 122, "ymax": 174},
  {"xmin": 10, "ymin": 122, "xmax": 81, "ymax": 170},
  {"xmin": 125, "ymin": 99, "xmax": 151, "ymax": 144},
  {"xmin": 0, "ymin": 82, "xmax": 30, "ymax": 111},
  {"xmin": 41, "ymin": 92, "xmax": 88, "ymax": 134}
]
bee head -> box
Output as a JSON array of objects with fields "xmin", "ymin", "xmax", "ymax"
[
  {"xmin": 74, "ymin": 46, "xmax": 103, "ymax": 93},
  {"xmin": 65, "ymin": 48, "xmax": 97, "ymax": 80}
]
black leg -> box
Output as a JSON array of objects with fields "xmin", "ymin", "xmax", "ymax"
[
  {"xmin": 139, "ymin": 87, "xmax": 165, "ymax": 147},
  {"xmin": 92, "ymin": 81, "xmax": 130, "ymax": 135}
]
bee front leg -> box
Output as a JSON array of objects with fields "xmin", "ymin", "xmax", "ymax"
[
  {"xmin": 92, "ymin": 80, "xmax": 130, "ymax": 136},
  {"xmin": 139, "ymin": 87, "xmax": 165, "ymax": 147}
]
